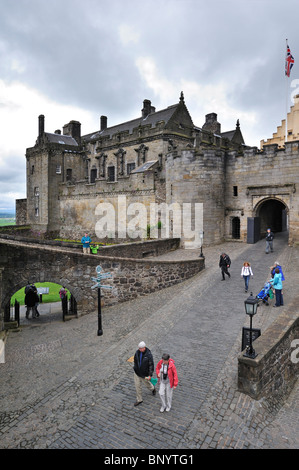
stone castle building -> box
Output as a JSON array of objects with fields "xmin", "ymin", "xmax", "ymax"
[
  {"xmin": 261, "ymin": 94, "xmax": 299, "ymax": 148},
  {"xmin": 17, "ymin": 92, "xmax": 299, "ymax": 247}
]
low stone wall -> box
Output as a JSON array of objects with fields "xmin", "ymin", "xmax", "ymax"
[
  {"xmin": 0, "ymin": 234, "xmax": 180, "ymax": 258},
  {"xmin": 0, "ymin": 239, "xmax": 204, "ymax": 322},
  {"xmin": 238, "ymin": 296, "xmax": 299, "ymax": 400},
  {"xmin": 96, "ymin": 256, "xmax": 204, "ymax": 307},
  {"xmin": 93, "ymin": 238, "xmax": 180, "ymax": 258}
]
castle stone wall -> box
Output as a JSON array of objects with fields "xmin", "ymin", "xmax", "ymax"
[
  {"xmin": 225, "ymin": 142, "xmax": 299, "ymax": 244},
  {"xmin": 166, "ymin": 147, "xmax": 226, "ymax": 247}
]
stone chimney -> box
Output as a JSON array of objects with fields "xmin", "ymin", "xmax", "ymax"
[
  {"xmin": 100, "ymin": 115, "xmax": 107, "ymax": 131},
  {"xmin": 202, "ymin": 113, "xmax": 221, "ymax": 135},
  {"xmin": 63, "ymin": 120, "xmax": 81, "ymax": 144},
  {"xmin": 38, "ymin": 115, "xmax": 45, "ymax": 137},
  {"xmin": 142, "ymin": 99, "xmax": 153, "ymax": 118},
  {"xmin": 55, "ymin": 129, "xmax": 61, "ymax": 134}
]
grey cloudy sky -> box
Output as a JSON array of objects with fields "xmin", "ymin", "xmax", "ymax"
[{"xmin": 0, "ymin": 0, "xmax": 298, "ymax": 211}]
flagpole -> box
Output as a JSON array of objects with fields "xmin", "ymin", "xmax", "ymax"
[{"xmin": 285, "ymin": 39, "xmax": 288, "ymax": 142}]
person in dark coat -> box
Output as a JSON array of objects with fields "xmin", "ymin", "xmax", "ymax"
[
  {"xmin": 133, "ymin": 341, "xmax": 156, "ymax": 406},
  {"xmin": 25, "ymin": 287, "xmax": 39, "ymax": 319},
  {"xmin": 219, "ymin": 253, "xmax": 231, "ymax": 280},
  {"xmin": 265, "ymin": 228, "xmax": 274, "ymax": 254}
]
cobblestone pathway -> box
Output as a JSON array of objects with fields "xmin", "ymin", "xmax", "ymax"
[{"xmin": 0, "ymin": 233, "xmax": 298, "ymax": 449}]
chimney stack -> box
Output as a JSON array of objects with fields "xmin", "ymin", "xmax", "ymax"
[
  {"xmin": 38, "ymin": 115, "xmax": 45, "ymax": 137},
  {"xmin": 100, "ymin": 115, "xmax": 107, "ymax": 131},
  {"xmin": 142, "ymin": 99, "xmax": 152, "ymax": 118},
  {"xmin": 63, "ymin": 120, "xmax": 81, "ymax": 144}
]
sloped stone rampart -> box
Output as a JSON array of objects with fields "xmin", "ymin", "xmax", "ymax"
[{"xmin": 238, "ymin": 296, "xmax": 299, "ymax": 400}]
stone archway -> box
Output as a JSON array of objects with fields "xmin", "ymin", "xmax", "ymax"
[
  {"xmin": 4, "ymin": 280, "xmax": 78, "ymax": 325},
  {"xmin": 255, "ymin": 198, "xmax": 288, "ymax": 235}
]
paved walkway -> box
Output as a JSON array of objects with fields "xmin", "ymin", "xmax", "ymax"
[{"xmin": 0, "ymin": 233, "xmax": 298, "ymax": 449}]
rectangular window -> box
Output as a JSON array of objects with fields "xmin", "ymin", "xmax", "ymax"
[
  {"xmin": 127, "ymin": 163, "xmax": 136, "ymax": 175},
  {"xmin": 90, "ymin": 168, "xmax": 97, "ymax": 183},
  {"xmin": 56, "ymin": 165, "xmax": 62, "ymax": 174},
  {"xmin": 233, "ymin": 186, "xmax": 238, "ymax": 197},
  {"xmin": 66, "ymin": 169, "xmax": 72, "ymax": 181},
  {"xmin": 34, "ymin": 187, "xmax": 39, "ymax": 197},
  {"xmin": 108, "ymin": 166, "xmax": 115, "ymax": 182}
]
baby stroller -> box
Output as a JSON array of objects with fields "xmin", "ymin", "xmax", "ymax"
[{"xmin": 256, "ymin": 282, "xmax": 273, "ymax": 305}]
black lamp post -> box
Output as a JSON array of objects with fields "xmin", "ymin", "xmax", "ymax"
[
  {"xmin": 199, "ymin": 230, "xmax": 204, "ymax": 257},
  {"xmin": 243, "ymin": 292, "xmax": 259, "ymax": 359}
]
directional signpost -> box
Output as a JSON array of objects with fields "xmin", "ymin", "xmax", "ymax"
[{"xmin": 91, "ymin": 265, "xmax": 113, "ymax": 336}]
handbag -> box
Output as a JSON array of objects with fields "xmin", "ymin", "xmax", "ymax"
[{"xmin": 150, "ymin": 377, "xmax": 158, "ymax": 386}]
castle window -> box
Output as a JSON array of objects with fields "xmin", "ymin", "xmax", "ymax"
[
  {"xmin": 108, "ymin": 166, "xmax": 115, "ymax": 182},
  {"xmin": 34, "ymin": 187, "xmax": 39, "ymax": 197},
  {"xmin": 90, "ymin": 168, "xmax": 97, "ymax": 183},
  {"xmin": 35, "ymin": 207, "xmax": 39, "ymax": 217},
  {"xmin": 127, "ymin": 163, "xmax": 136, "ymax": 175},
  {"xmin": 233, "ymin": 186, "xmax": 238, "ymax": 197},
  {"xmin": 31, "ymin": 165, "xmax": 35, "ymax": 175},
  {"xmin": 56, "ymin": 165, "xmax": 62, "ymax": 174},
  {"xmin": 66, "ymin": 169, "xmax": 72, "ymax": 181}
]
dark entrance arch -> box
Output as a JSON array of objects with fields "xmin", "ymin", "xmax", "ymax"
[
  {"xmin": 256, "ymin": 198, "xmax": 288, "ymax": 234},
  {"xmin": 232, "ymin": 217, "xmax": 240, "ymax": 239}
]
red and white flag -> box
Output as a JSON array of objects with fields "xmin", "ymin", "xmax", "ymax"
[{"xmin": 285, "ymin": 43, "xmax": 294, "ymax": 77}]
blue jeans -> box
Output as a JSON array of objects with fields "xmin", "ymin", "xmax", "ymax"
[
  {"xmin": 275, "ymin": 289, "xmax": 283, "ymax": 306},
  {"xmin": 243, "ymin": 275, "xmax": 250, "ymax": 291}
]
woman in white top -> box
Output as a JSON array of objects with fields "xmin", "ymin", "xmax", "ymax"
[{"xmin": 241, "ymin": 261, "xmax": 253, "ymax": 293}]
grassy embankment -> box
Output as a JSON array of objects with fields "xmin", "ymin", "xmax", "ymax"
[{"xmin": 11, "ymin": 282, "xmax": 70, "ymax": 306}]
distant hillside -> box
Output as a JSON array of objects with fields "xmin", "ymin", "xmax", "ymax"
[
  {"xmin": 0, "ymin": 211, "xmax": 15, "ymax": 218},
  {"xmin": 0, "ymin": 213, "xmax": 16, "ymax": 226}
]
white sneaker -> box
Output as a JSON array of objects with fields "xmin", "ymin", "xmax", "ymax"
[
  {"xmin": 160, "ymin": 407, "xmax": 165, "ymax": 412},
  {"xmin": 166, "ymin": 406, "xmax": 171, "ymax": 412}
]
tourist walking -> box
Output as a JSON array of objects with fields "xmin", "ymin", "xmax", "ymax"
[
  {"xmin": 265, "ymin": 228, "xmax": 274, "ymax": 254},
  {"xmin": 156, "ymin": 353, "xmax": 178, "ymax": 413},
  {"xmin": 241, "ymin": 261, "xmax": 253, "ymax": 293},
  {"xmin": 81, "ymin": 233, "xmax": 92, "ymax": 254},
  {"xmin": 25, "ymin": 286, "xmax": 39, "ymax": 319},
  {"xmin": 270, "ymin": 268, "xmax": 284, "ymax": 307},
  {"xmin": 133, "ymin": 341, "xmax": 156, "ymax": 406},
  {"xmin": 219, "ymin": 253, "xmax": 231, "ymax": 280}
]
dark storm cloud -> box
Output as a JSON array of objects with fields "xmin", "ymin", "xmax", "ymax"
[{"xmin": 1, "ymin": 0, "xmax": 299, "ymax": 209}]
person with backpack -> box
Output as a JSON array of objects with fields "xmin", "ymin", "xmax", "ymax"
[{"xmin": 219, "ymin": 253, "xmax": 231, "ymax": 280}]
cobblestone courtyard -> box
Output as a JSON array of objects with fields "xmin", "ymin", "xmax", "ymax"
[{"xmin": 0, "ymin": 233, "xmax": 298, "ymax": 450}]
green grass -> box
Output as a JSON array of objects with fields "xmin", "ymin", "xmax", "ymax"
[
  {"xmin": 0, "ymin": 218, "xmax": 16, "ymax": 226},
  {"xmin": 11, "ymin": 282, "xmax": 71, "ymax": 306}
]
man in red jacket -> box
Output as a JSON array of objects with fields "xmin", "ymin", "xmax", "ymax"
[{"xmin": 156, "ymin": 353, "xmax": 178, "ymax": 412}]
